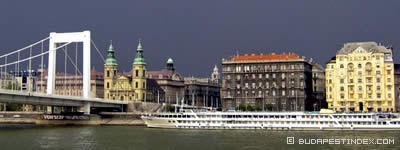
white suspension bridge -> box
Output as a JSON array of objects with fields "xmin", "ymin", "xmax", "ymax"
[{"xmin": 0, "ymin": 31, "xmax": 127, "ymax": 114}]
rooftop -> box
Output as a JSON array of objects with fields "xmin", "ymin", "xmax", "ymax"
[{"xmin": 229, "ymin": 52, "xmax": 299, "ymax": 62}]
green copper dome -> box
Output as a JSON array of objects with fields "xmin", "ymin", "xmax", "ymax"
[
  {"xmin": 167, "ymin": 58, "xmax": 174, "ymax": 64},
  {"xmin": 133, "ymin": 39, "xmax": 146, "ymax": 65},
  {"xmin": 105, "ymin": 41, "xmax": 118, "ymax": 65}
]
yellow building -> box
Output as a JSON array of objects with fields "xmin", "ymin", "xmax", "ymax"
[
  {"xmin": 104, "ymin": 39, "xmax": 148, "ymax": 102},
  {"xmin": 325, "ymin": 42, "xmax": 395, "ymax": 112}
]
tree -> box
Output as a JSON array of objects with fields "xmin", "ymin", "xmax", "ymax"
[
  {"xmin": 4, "ymin": 83, "xmax": 20, "ymax": 90},
  {"xmin": 265, "ymin": 104, "xmax": 274, "ymax": 111},
  {"xmin": 238, "ymin": 104, "xmax": 246, "ymax": 111},
  {"xmin": 246, "ymin": 104, "xmax": 255, "ymax": 111}
]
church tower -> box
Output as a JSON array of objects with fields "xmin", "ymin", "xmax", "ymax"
[
  {"xmin": 211, "ymin": 64, "xmax": 219, "ymax": 82},
  {"xmin": 132, "ymin": 39, "xmax": 147, "ymax": 102},
  {"xmin": 166, "ymin": 57, "xmax": 175, "ymax": 72},
  {"xmin": 104, "ymin": 41, "xmax": 118, "ymax": 100}
]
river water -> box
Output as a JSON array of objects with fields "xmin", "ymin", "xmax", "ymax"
[{"xmin": 0, "ymin": 125, "xmax": 399, "ymax": 150}]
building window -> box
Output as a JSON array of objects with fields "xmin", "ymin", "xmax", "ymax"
[
  {"xmin": 349, "ymin": 79, "xmax": 353, "ymax": 83},
  {"xmin": 387, "ymin": 78, "xmax": 391, "ymax": 82},
  {"xmin": 340, "ymin": 94, "xmax": 344, "ymax": 99},
  {"xmin": 245, "ymin": 83, "xmax": 249, "ymax": 88},
  {"xmin": 387, "ymin": 70, "xmax": 391, "ymax": 75},
  {"xmin": 328, "ymin": 79, "xmax": 332, "ymax": 84},
  {"xmin": 388, "ymin": 93, "xmax": 392, "ymax": 98},
  {"xmin": 377, "ymin": 93, "xmax": 381, "ymax": 99},
  {"xmin": 252, "ymin": 83, "xmax": 256, "ymax": 89},
  {"xmin": 377, "ymin": 78, "xmax": 381, "ymax": 83},
  {"xmin": 107, "ymin": 71, "xmax": 110, "ymax": 77},
  {"xmin": 143, "ymin": 82, "xmax": 145, "ymax": 89},
  {"xmin": 136, "ymin": 70, "xmax": 139, "ymax": 77},
  {"xmin": 136, "ymin": 82, "xmax": 138, "ymax": 88},
  {"xmin": 358, "ymin": 71, "xmax": 362, "ymax": 76},
  {"xmin": 340, "ymin": 79, "xmax": 344, "ymax": 84},
  {"xmin": 266, "ymin": 74, "xmax": 269, "ymax": 79},
  {"xmin": 340, "ymin": 86, "xmax": 344, "ymax": 91},
  {"xmin": 358, "ymin": 78, "xmax": 362, "ymax": 83},
  {"xmin": 226, "ymin": 75, "xmax": 231, "ymax": 80},
  {"xmin": 358, "ymin": 86, "xmax": 362, "ymax": 91},
  {"xmin": 143, "ymin": 70, "xmax": 146, "ymax": 77},
  {"xmin": 259, "ymin": 74, "xmax": 262, "ymax": 79},
  {"xmin": 377, "ymin": 86, "xmax": 381, "ymax": 91},
  {"xmin": 282, "ymin": 90, "xmax": 286, "ymax": 96},
  {"xmin": 376, "ymin": 71, "xmax": 381, "ymax": 75},
  {"xmin": 368, "ymin": 93, "xmax": 372, "ymax": 99},
  {"xmin": 272, "ymin": 74, "xmax": 276, "ymax": 78},
  {"xmin": 340, "ymin": 64, "xmax": 344, "ymax": 68},
  {"xmin": 358, "ymin": 64, "xmax": 362, "ymax": 68},
  {"xmin": 272, "ymin": 90, "xmax": 276, "ymax": 96},
  {"xmin": 329, "ymin": 87, "xmax": 332, "ymax": 92},
  {"xmin": 387, "ymin": 85, "xmax": 392, "ymax": 90},
  {"xmin": 107, "ymin": 82, "xmax": 110, "ymax": 89}
]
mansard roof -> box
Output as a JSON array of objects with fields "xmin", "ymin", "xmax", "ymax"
[{"xmin": 337, "ymin": 42, "xmax": 392, "ymax": 54}]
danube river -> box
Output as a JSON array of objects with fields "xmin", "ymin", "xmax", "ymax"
[{"xmin": 0, "ymin": 125, "xmax": 399, "ymax": 150}]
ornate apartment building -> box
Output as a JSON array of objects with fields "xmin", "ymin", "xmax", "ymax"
[
  {"xmin": 221, "ymin": 53, "xmax": 314, "ymax": 111},
  {"xmin": 325, "ymin": 42, "xmax": 395, "ymax": 112}
]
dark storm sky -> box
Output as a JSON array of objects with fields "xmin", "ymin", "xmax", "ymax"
[{"xmin": 1, "ymin": 0, "xmax": 400, "ymax": 77}]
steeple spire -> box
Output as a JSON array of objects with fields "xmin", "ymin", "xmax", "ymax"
[
  {"xmin": 105, "ymin": 40, "xmax": 117, "ymax": 65},
  {"xmin": 133, "ymin": 38, "xmax": 146, "ymax": 65}
]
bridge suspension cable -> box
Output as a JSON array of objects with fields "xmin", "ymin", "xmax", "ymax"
[
  {"xmin": 91, "ymin": 40, "xmax": 105, "ymax": 63},
  {"xmin": 0, "ymin": 37, "xmax": 50, "ymax": 59},
  {"xmin": 0, "ymin": 42, "xmax": 72, "ymax": 68}
]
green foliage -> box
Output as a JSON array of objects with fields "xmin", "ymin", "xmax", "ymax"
[
  {"xmin": 4, "ymin": 83, "xmax": 20, "ymax": 90},
  {"xmin": 5, "ymin": 104, "xmax": 23, "ymax": 111},
  {"xmin": 265, "ymin": 104, "xmax": 274, "ymax": 111},
  {"xmin": 246, "ymin": 104, "xmax": 255, "ymax": 111},
  {"xmin": 165, "ymin": 104, "xmax": 175, "ymax": 112},
  {"xmin": 238, "ymin": 104, "xmax": 246, "ymax": 111}
]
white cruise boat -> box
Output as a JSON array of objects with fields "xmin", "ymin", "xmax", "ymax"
[{"xmin": 141, "ymin": 111, "xmax": 400, "ymax": 130}]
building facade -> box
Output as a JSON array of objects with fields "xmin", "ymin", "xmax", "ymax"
[
  {"xmin": 221, "ymin": 53, "xmax": 314, "ymax": 111},
  {"xmin": 184, "ymin": 65, "xmax": 221, "ymax": 109},
  {"xmin": 147, "ymin": 58, "xmax": 185, "ymax": 104},
  {"xmin": 36, "ymin": 69, "xmax": 104, "ymax": 98},
  {"xmin": 103, "ymin": 40, "xmax": 151, "ymax": 102},
  {"xmin": 311, "ymin": 63, "xmax": 326, "ymax": 110},
  {"xmin": 325, "ymin": 42, "xmax": 395, "ymax": 112}
]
